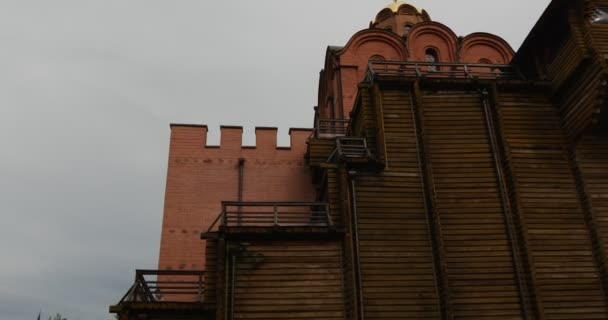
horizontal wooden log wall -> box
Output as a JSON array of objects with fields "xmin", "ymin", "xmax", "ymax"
[
  {"xmin": 307, "ymin": 139, "xmax": 336, "ymax": 166},
  {"xmin": 547, "ymin": 36, "xmax": 585, "ymax": 90},
  {"xmin": 584, "ymin": 1, "xmax": 608, "ymax": 131},
  {"xmin": 352, "ymin": 87, "xmax": 441, "ymax": 319},
  {"xmin": 420, "ymin": 89, "xmax": 524, "ymax": 319},
  {"xmin": 327, "ymin": 168, "xmax": 343, "ymax": 226},
  {"xmin": 575, "ymin": 134, "xmax": 608, "ymax": 296},
  {"xmin": 543, "ymin": 5, "xmax": 601, "ymax": 141},
  {"xmin": 497, "ymin": 90, "xmax": 608, "ymax": 319},
  {"xmin": 555, "ymin": 61, "xmax": 603, "ymax": 140},
  {"xmin": 522, "ymin": 3, "xmax": 608, "ymax": 141},
  {"xmin": 204, "ymin": 237, "xmax": 218, "ymax": 304},
  {"xmin": 586, "ymin": 1, "xmax": 608, "ymax": 56},
  {"xmin": 359, "ymin": 88, "xmax": 379, "ymax": 159},
  {"xmin": 230, "ymin": 240, "xmax": 346, "ymax": 320}
]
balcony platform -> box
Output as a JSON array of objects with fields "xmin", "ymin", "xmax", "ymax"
[{"xmin": 110, "ymin": 270, "xmax": 215, "ymax": 320}]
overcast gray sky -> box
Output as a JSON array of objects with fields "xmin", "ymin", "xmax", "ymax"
[{"xmin": 0, "ymin": 1, "xmax": 550, "ymax": 319}]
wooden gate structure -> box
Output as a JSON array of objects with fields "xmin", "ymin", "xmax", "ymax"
[{"xmin": 112, "ymin": 0, "xmax": 608, "ymax": 319}]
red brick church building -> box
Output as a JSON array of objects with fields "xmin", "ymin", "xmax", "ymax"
[{"xmin": 112, "ymin": 0, "xmax": 608, "ymax": 319}]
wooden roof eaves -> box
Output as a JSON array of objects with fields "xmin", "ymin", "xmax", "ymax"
[{"xmin": 511, "ymin": 0, "xmax": 570, "ymax": 64}]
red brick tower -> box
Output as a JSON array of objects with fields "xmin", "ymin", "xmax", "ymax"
[
  {"xmin": 158, "ymin": 126, "xmax": 315, "ymax": 271},
  {"xmin": 158, "ymin": 0, "xmax": 514, "ymax": 273}
]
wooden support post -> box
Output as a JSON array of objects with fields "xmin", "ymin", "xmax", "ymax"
[
  {"xmin": 568, "ymin": 144, "xmax": 608, "ymax": 302},
  {"xmin": 371, "ymin": 83, "xmax": 388, "ymax": 168},
  {"xmin": 488, "ymin": 84, "xmax": 545, "ymax": 320},
  {"xmin": 325, "ymin": 203, "xmax": 333, "ymax": 227},
  {"xmin": 410, "ymin": 80, "xmax": 454, "ymax": 320},
  {"xmin": 198, "ymin": 274, "xmax": 203, "ymax": 303},
  {"xmin": 481, "ymin": 86, "xmax": 533, "ymax": 320}
]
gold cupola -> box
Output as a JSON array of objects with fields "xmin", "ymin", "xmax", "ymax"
[{"xmin": 372, "ymin": 0, "xmax": 431, "ymax": 37}]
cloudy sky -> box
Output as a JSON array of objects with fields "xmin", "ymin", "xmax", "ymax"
[{"xmin": 0, "ymin": 1, "xmax": 550, "ymax": 319}]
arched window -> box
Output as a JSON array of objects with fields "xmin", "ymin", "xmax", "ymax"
[
  {"xmin": 478, "ymin": 58, "xmax": 492, "ymax": 64},
  {"xmin": 425, "ymin": 49, "xmax": 439, "ymax": 71},
  {"xmin": 369, "ymin": 55, "xmax": 387, "ymax": 72},
  {"xmin": 403, "ymin": 24, "xmax": 412, "ymax": 36}
]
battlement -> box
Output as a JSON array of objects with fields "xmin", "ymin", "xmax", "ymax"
[
  {"xmin": 169, "ymin": 124, "xmax": 312, "ymax": 153},
  {"xmin": 160, "ymin": 124, "xmax": 317, "ymax": 273}
]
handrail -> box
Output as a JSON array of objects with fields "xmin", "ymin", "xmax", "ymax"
[
  {"xmin": 365, "ymin": 61, "xmax": 518, "ymax": 81},
  {"xmin": 118, "ymin": 270, "xmax": 205, "ymax": 304},
  {"xmin": 315, "ymin": 118, "xmax": 349, "ymax": 138},
  {"xmin": 336, "ymin": 137, "xmax": 371, "ymax": 159},
  {"xmin": 224, "ymin": 201, "xmax": 332, "ymax": 228},
  {"xmin": 206, "ymin": 201, "xmax": 333, "ymax": 231}
]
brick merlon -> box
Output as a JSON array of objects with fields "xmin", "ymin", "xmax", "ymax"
[
  {"xmin": 219, "ymin": 125, "xmax": 244, "ymax": 131},
  {"xmin": 255, "ymin": 127, "xmax": 278, "ymax": 131},
  {"xmin": 289, "ymin": 128, "xmax": 314, "ymax": 134},
  {"xmin": 170, "ymin": 123, "xmax": 208, "ymax": 130}
]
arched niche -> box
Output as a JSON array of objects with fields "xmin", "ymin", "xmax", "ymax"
[
  {"xmin": 333, "ymin": 29, "xmax": 406, "ymax": 117},
  {"xmin": 398, "ymin": 4, "xmax": 418, "ymax": 15},
  {"xmin": 375, "ymin": 8, "xmax": 394, "ymax": 24},
  {"xmin": 339, "ymin": 29, "xmax": 407, "ymax": 65},
  {"xmin": 407, "ymin": 22, "xmax": 459, "ymax": 63},
  {"xmin": 460, "ymin": 33, "xmax": 515, "ymax": 64}
]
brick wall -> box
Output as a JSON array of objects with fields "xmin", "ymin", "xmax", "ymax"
[{"xmin": 158, "ymin": 125, "xmax": 315, "ymax": 271}]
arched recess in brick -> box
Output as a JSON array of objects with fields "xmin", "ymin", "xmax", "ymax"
[
  {"xmin": 460, "ymin": 33, "xmax": 515, "ymax": 64},
  {"xmin": 375, "ymin": 8, "xmax": 394, "ymax": 25},
  {"xmin": 335, "ymin": 30, "xmax": 407, "ymax": 116},
  {"xmin": 407, "ymin": 22, "xmax": 459, "ymax": 63},
  {"xmin": 339, "ymin": 29, "xmax": 407, "ymax": 65},
  {"xmin": 398, "ymin": 4, "xmax": 419, "ymax": 16}
]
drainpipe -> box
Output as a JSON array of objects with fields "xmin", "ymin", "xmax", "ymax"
[
  {"xmin": 237, "ymin": 158, "xmax": 245, "ymax": 226},
  {"xmin": 481, "ymin": 89, "xmax": 530, "ymax": 320},
  {"xmin": 347, "ymin": 170, "xmax": 365, "ymax": 320},
  {"xmin": 230, "ymin": 254, "xmax": 236, "ymax": 320}
]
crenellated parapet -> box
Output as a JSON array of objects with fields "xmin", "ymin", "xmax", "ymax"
[
  {"xmin": 169, "ymin": 124, "xmax": 312, "ymax": 153},
  {"xmin": 159, "ymin": 124, "xmax": 316, "ymax": 273}
]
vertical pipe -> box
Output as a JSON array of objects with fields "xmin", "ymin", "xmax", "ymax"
[
  {"xmin": 480, "ymin": 89, "xmax": 530, "ymax": 320},
  {"xmin": 348, "ymin": 172, "xmax": 365, "ymax": 320},
  {"xmin": 338, "ymin": 68, "xmax": 345, "ymax": 119},
  {"xmin": 274, "ymin": 205, "xmax": 279, "ymax": 226},
  {"xmin": 223, "ymin": 244, "xmax": 229, "ymax": 320},
  {"xmin": 198, "ymin": 274, "xmax": 203, "ymax": 302},
  {"xmin": 230, "ymin": 255, "xmax": 236, "ymax": 320},
  {"xmin": 237, "ymin": 158, "xmax": 245, "ymax": 226},
  {"xmin": 410, "ymin": 81, "xmax": 453, "ymax": 319}
]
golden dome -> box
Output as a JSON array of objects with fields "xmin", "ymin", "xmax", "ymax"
[
  {"xmin": 372, "ymin": 1, "xmax": 425, "ymax": 25},
  {"xmin": 384, "ymin": 0, "xmax": 420, "ymax": 14}
]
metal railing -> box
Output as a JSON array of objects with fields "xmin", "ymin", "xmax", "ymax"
[
  {"xmin": 118, "ymin": 270, "xmax": 205, "ymax": 303},
  {"xmin": 337, "ymin": 137, "xmax": 372, "ymax": 159},
  {"xmin": 207, "ymin": 202, "xmax": 332, "ymax": 231},
  {"xmin": 315, "ymin": 119, "xmax": 349, "ymax": 138},
  {"xmin": 365, "ymin": 61, "xmax": 518, "ymax": 81}
]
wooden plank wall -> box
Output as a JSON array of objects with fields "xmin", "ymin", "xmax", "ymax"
[
  {"xmin": 353, "ymin": 87, "xmax": 440, "ymax": 319},
  {"xmin": 498, "ymin": 91, "xmax": 608, "ymax": 319},
  {"xmin": 547, "ymin": 35, "xmax": 585, "ymax": 90},
  {"xmin": 307, "ymin": 139, "xmax": 336, "ymax": 166},
  {"xmin": 359, "ymin": 88, "xmax": 379, "ymax": 157},
  {"xmin": 327, "ymin": 168, "xmax": 343, "ymax": 226},
  {"xmin": 420, "ymin": 90, "xmax": 524, "ymax": 319},
  {"xmin": 204, "ymin": 237, "xmax": 218, "ymax": 304},
  {"xmin": 554, "ymin": 61, "xmax": 603, "ymax": 140},
  {"xmin": 586, "ymin": 0, "xmax": 608, "ymax": 56},
  {"xmin": 576, "ymin": 134, "xmax": 608, "ymax": 290},
  {"xmin": 230, "ymin": 240, "xmax": 346, "ymax": 320}
]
